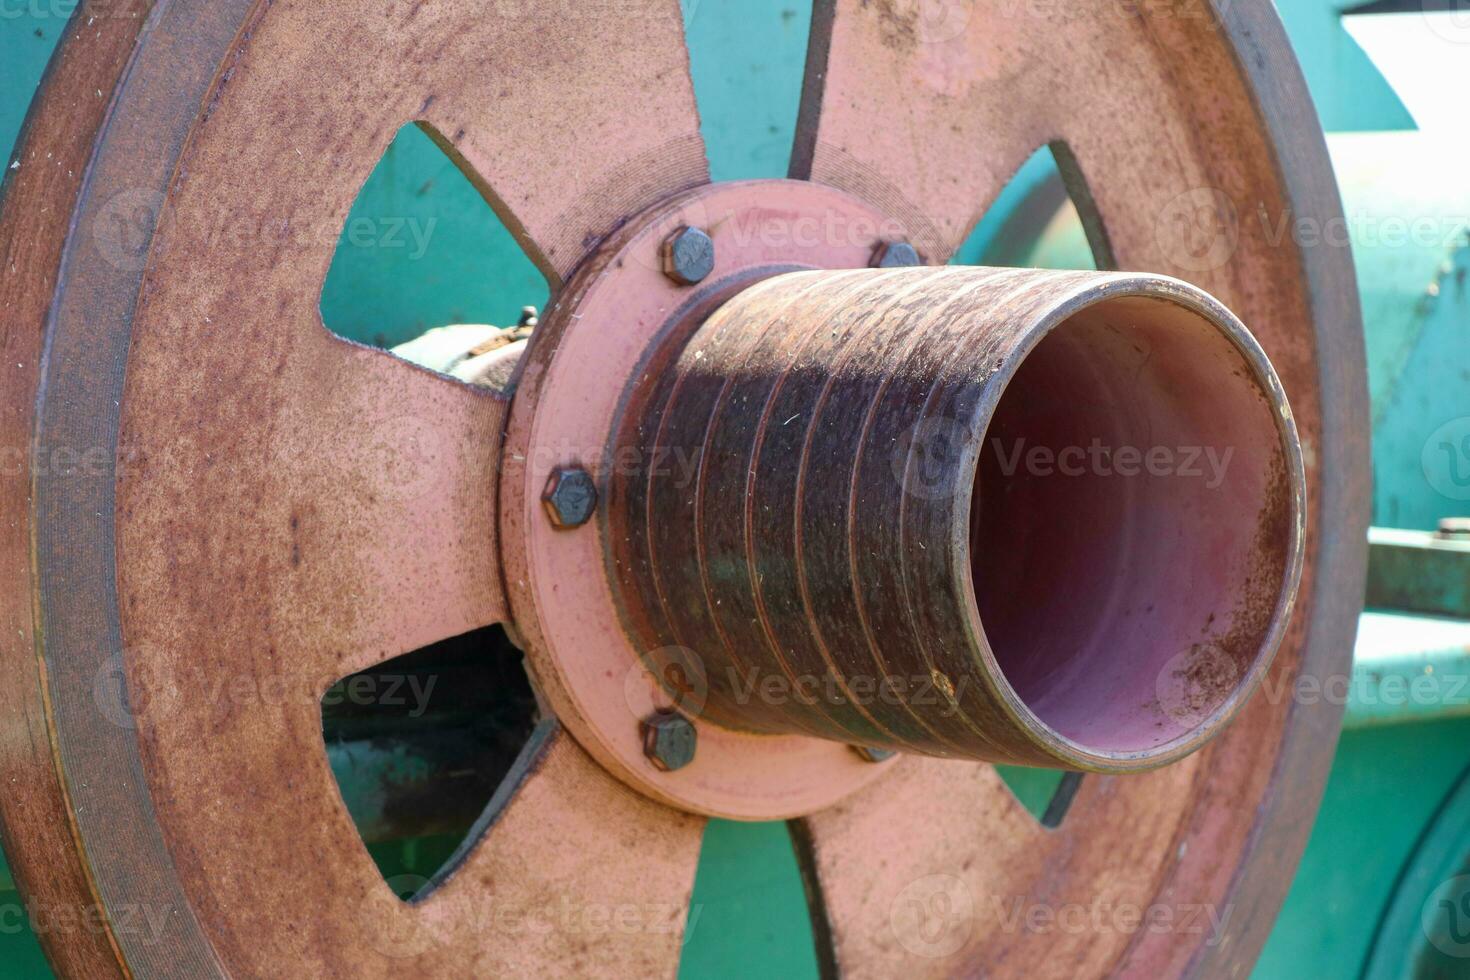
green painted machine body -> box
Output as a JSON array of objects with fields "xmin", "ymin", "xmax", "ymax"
[{"xmin": 4, "ymin": 2, "xmax": 1470, "ymax": 977}]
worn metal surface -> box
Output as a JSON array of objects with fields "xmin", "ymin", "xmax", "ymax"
[
  {"xmin": 788, "ymin": 2, "xmax": 1368, "ymax": 977},
  {"xmin": 661, "ymin": 225, "xmax": 717, "ymax": 286},
  {"xmin": 0, "ymin": 1, "xmax": 1365, "ymax": 979},
  {"xmin": 503, "ymin": 179, "xmax": 903, "ymax": 821},
  {"xmin": 1367, "ymin": 527, "xmax": 1470, "ymax": 618},
  {"xmin": 108, "ymin": 0, "xmax": 710, "ymax": 970},
  {"xmin": 611, "ymin": 265, "xmax": 1304, "ymax": 770},
  {"xmin": 643, "ymin": 713, "xmax": 699, "ymax": 773},
  {"xmin": 0, "ymin": 6, "xmax": 150, "ymax": 977},
  {"xmin": 1, "ymin": 0, "xmax": 709, "ymax": 976},
  {"xmin": 541, "ymin": 467, "xmax": 599, "ymax": 529}
]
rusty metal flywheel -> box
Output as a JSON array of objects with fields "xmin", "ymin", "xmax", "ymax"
[{"xmin": 0, "ymin": 1, "xmax": 1368, "ymax": 977}]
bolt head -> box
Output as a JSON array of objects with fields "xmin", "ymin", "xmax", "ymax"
[
  {"xmin": 642, "ymin": 712, "xmax": 697, "ymax": 772},
  {"xmin": 871, "ymin": 241, "xmax": 922, "ymax": 269},
  {"xmin": 542, "ymin": 467, "xmax": 598, "ymax": 529},
  {"xmin": 851, "ymin": 745, "xmax": 898, "ymax": 763},
  {"xmin": 661, "ymin": 226, "xmax": 716, "ymax": 286}
]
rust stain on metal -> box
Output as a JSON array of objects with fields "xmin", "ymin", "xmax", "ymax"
[
  {"xmin": 609, "ymin": 267, "xmax": 1305, "ymax": 772},
  {"xmin": 0, "ymin": 0, "xmax": 1366, "ymax": 977}
]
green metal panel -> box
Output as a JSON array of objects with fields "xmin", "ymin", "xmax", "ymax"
[
  {"xmin": 1254, "ymin": 719, "xmax": 1470, "ymax": 978},
  {"xmin": 1366, "ymin": 529, "xmax": 1470, "ymax": 621},
  {"xmin": 1360, "ymin": 763, "xmax": 1470, "ymax": 979},
  {"xmin": 680, "ymin": 821, "xmax": 819, "ymax": 980},
  {"xmin": 1329, "ymin": 134, "xmax": 1470, "ymax": 532},
  {"xmin": 0, "ymin": 847, "xmax": 54, "ymax": 976},
  {"xmin": 1349, "ymin": 610, "xmax": 1470, "ymax": 730},
  {"xmin": 318, "ymin": 122, "xmax": 550, "ymax": 349},
  {"xmin": 1273, "ymin": 0, "xmax": 1414, "ymax": 133},
  {"xmin": 0, "ymin": 5, "xmax": 72, "ymax": 174},
  {"xmin": 682, "ymin": 0, "xmax": 810, "ymax": 182}
]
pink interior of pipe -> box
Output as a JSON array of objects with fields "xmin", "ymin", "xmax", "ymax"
[{"xmin": 971, "ymin": 294, "xmax": 1292, "ymax": 756}]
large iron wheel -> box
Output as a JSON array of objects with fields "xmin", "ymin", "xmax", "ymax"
[{"xmin": 0, "ymin": 2, "xmax": 1366, "ymax": 976}]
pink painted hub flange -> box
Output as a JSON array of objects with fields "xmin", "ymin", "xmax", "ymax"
[{"xmin": 500, "ymin": 180, "xmax": 909, "ymax": 820}]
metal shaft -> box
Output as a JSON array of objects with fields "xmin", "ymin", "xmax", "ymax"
[{"xmin": 606, "ymin": 266, "xmax": 1305, "ymax": 772}]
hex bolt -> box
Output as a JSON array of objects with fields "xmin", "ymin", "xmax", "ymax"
[
  {"xmin": 870, "ymin": 240, "xmax": 922, "ymax": 269},
  {"xmin": 542, "ymin": 466, "xmax": 598, "ymax": 529},
  {"xmin": 661, "ymin": 226, "xmax": 716, "ymax": 286},
  {"xmin": 642, "ymin": 712, "xmax": 697, "ymax": 772},
  {"xmin": 851, "ymin": 745, "xmax": 897, "ymax": 764},
  {"xmin": 1438, "ymin": 517, "xmax": 1470, "ymax": 540}
]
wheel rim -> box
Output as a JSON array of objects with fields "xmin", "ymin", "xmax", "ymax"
[{"xmin": 0, "ymin": 2, "xmax": 1367, "ymax": 977}]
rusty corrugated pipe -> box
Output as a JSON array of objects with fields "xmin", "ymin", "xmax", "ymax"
[{"xmin": 605, "ymin": 266, "xmax": 1305, "ymax": 772}]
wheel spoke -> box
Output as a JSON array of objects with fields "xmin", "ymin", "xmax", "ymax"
[
  {"xmin": 792, "ymin": 757, "xmax": 1200, "ymax": 978},
  {"xmin": 419, "ymin": 0, "xmax": 709, "ymax": 280},
  {"xmin": 794, "ymin": 9, "xmax": 1355, "ymax": 974},
  {"xmin": 119, "ymin": 324, "xmax": 508, "ymax": 689},
  {"xmin": 414, "ymin": 725, "xmax": 706, "ymax": 974},
  {"xmin": 793, "ymin": 0, "xmax": 1057, "ymax": 261},
  {"xmin": 131, "ymin": 711, "xmax": 703, "ymax": 973}
]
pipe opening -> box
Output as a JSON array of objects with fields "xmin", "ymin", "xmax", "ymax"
[{"xmin": 972, "ymin": 294, "xmax": 1295, "ymax": 758}]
